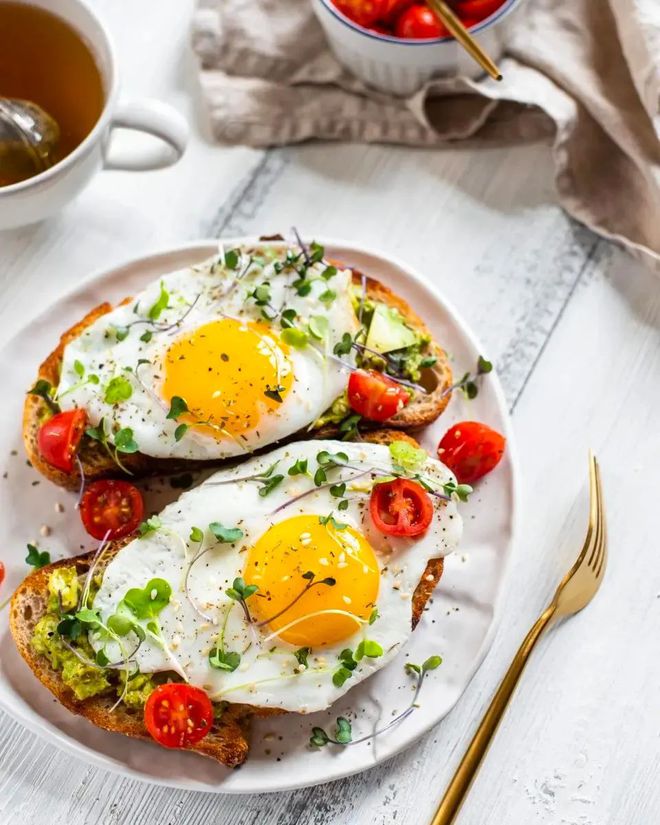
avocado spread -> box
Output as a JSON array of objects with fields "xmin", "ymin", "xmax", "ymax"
[
  {"xmin": 311, "ymin": 292, "xmax": 433, "ymax": 429},
  {"xmin": 31, "ymin": 567, "xmax": 159, "ymax": 706}
]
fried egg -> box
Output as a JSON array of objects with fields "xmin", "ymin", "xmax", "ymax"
[
  {"xmin": 90, "ymin": 441, "xmax": 462, "ymax": 713},
  {"xmin": 56, "ymin": 242, "xmax": 359, "ymax": 459}
]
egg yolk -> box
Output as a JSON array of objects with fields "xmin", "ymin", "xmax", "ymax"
[
  {"xmin": 162, "ymin": 318, "xmax": 293, "ymax": 438},
  {"xmin": 244, "ymin": 514, "xmax": 380, "ymax": 648}
]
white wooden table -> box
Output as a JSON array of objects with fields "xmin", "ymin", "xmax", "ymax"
[{"xmin": 1, "ymin": 1, "xmax": 659, "ymax": 823}]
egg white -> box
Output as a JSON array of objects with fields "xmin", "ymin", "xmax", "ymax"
[
  {"xmin": 91, "ymin": 441, "xmax": 462, "ymax": 713},
  {"xmin": 57, "ymin": 242, "xmax": 359, "ymax": 460}
]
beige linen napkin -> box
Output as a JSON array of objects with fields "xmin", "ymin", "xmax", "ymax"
[{"xmin": 192, "ymin": 0, "xmax": 660, "ymax": 270}]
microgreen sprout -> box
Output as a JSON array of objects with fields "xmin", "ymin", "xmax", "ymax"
[
  {"xmin": 312, "ymin": 655, "xmax": 442, "ymax": 748},
  {"xmin": 138, "ymin": 515, "xmax": 162, "ymax": 537},
  {"xmin": 103, "ymin": 375, "xmax": 133, "ymax": 405},
  {"xmin": 255, "ymin": 571, "xmax": 336, "ymax": 628},
  {"xmin": 443, "ymin": 355, "xmax": 493, "ymax": 400},
  {"xmin": 25, "ymin": 543, "xmax": 50, "ymax": 570},
  {"xmin": 226, "ymin": 577, "xmax": 259, "ymax": 625}
]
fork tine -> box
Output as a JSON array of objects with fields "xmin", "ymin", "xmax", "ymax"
[
  {"xmin": 587, "ymin": 452, "xmax": 601, "ymax": 570},
  {"xmin": 594, "ymin": 459, "xmax": 607, "ymax": 578}
]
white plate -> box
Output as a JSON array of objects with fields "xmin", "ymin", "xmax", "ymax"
[{"xmin": 0, "ymin": 239, "xmax": 518, "ymax": 793}]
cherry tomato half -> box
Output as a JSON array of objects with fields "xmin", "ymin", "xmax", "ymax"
[
  {"xmin": 144, "ymin": 683, "xmax": 213, "ymax": 749},
  {"xmin": 394, "ymin": 5, "xmax": 448, "ymax": 38},
  {"xmin": 452, "ymin": 0, "xmax": 503, "ymax": 23},
  {"xmin": 333, "ymin": 0, "xmax": 387, "ymax": 27},
  {"xmin": 348, "ymin": 370, "xmax": 411, "ymax": 421},
  {"xmin": 79, "ymin": 479, "xmax": 144, "ymax": 541},
  {"xmin": 37, "ymin": 409, "xmax": 87, "ymax": 474},
  {"xmin": 437, "ymin": 421, "xmax": 505, "ymax": 484},
  {"xmin": 370, "ymin": 477, "xmax": 433, "ymax": 537}
]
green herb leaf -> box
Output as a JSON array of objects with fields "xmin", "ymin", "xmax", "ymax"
[
  {"xmin": 189, "ymin": 526, "xmax": 204, "ymax": 543},
  {"xmin": 123, "ymin": 578, "xmax": 172, "ymax": 620},
  {"xmin": 419, "ymin": 356, "xmax": 438, "ymax": 369},
  {"xmin": 258, "ymin": 474, "xmax": 284, "ymax": 497},
  {"xmin": 138, "ymin": 515, "xmax": 161, "ymax": 537},
  {"xmin": 293, "ymin": 279, "xmax": 312, "ymax": 297},
  {"xmin": 174, "ymin": 423, "xmax": 189, "ymax": 442},
  {"xmin": 422, "ymin": 655, "xmax": 443, "ymax": 673},
  {"xmin": 332, "ymin": 667, "xmax": 352, "ymax": 688},
  {"xmin": 337, "ymin": 499, "xmax": 349, "ymax": 511},
  {"xmin": 95, "ymin": 649, "xmax": 110, "ymax": 667},
  {"xmin": 74, "ymin": 360, "xmax": 85, "ymax": 378},
  {"xmin": 334, "ymin": 333, "xmax": 353, "ymax": 356},
  {"xmin": 317, "ymin": 450, "xmax": 349, "ymax": 467},
  {"xmin": 335, "ymin": 717, "xmax": 352, "ymax": 744},
  {"xmin": 322, "ymin": 265, "xmax": 337, "ymax": 280},
  {"xmin": 104, "ymin": 376, "xmax": 133, "ymax": 405},
  {"xmin": 57, "ymin": 616, "xmax": 82, "ymax": 640},
  {"xmin": 25, "ymin": 543, "xmax": 50, "ymax": 569},
  {"xmin": 294, "ymin": 647, "xmax": 310, "ymax": 668},
  {"xmin": 114, "ymin": 427, "xmax": 138, "ymax": 454},
  {"xmin": 442, "ymin": 480, "xmax": 473, "ymax": 502},
  {"xmin": 209, "ymin": 522, "xmax": 244, "ymax": 543},
  {"xmin": 369, "ymin": 607, "xmax": 379, "ymax": 625},
  {"xmin": 140, "ymin": 330, "xmax": 153, "ymax": 343},
  {"xmin": 355, "ymin": 639, "xmax": 383, "ymax": 661},
  {"xmin": 148, "ymin": 281, "xmax": 169, "ymax": 321},
  {"xmin": 209, "ymin": 647, "xmax": 241, "ymax": 672},
  {"xmin": 224, "ymin": 249, "xmax": 239, "ymax": 270},
  {"xmin": 28, "ymin": 379, "xmax": 57, "ymax": 407},
  {"xmin": 329, "ymin": 482, "xmax": 346, "ymax": 498},
  {"xmin": 309, "ymin": 241, "xmax": 325, "ymax": 263},
  {"xmin": 167, "ymin": 395, "xmax": 189, "ymax": 420},
  {"xmin": 251, "ymin": 283, "xmax": 272, "ymax": 306},
  {"xmin": 310, "ymin": 727, "xmax": 330, "ymax": 747},
  {"xmin": 308, "ymin": 315, "xmax": 329, "ymax": 341},
  {"xmin": 477, "ymin": 355, "xmax": 493, "ymax": 374},
  {"xmin": 226, "ymin": 577, "xmax": 258, "ymax": 601},
  {"xmin": 339, "ymin": 648, "xmax": 358, "ymax": 671},
  {"xmin": 281, "ymin": 328, "xmax": 308, "ymax": 349},
  {"xmin": 405, "ymin": 662, "xmax": 422, "ymax": 675},
  {"xmin": 314, "ymin": 467, "xmax": 327, "ymax": 486},
  {"xmin": 288, "ymin": 458, "xmax": 308, "ymax": 476},
  {"xmin": 114, "ymin": 326, "xmax": 129, "ymax": 342},
  {"xmin": 319, "ymin": 289, "xmax": 336, "ymax": 306},
  {"xmin": 318, "ymin": 513, "xmax": 348, "ymax": 531},
  {"xmin": 280, "ymin": 308, "xmax": 298, "ymax": 329}
]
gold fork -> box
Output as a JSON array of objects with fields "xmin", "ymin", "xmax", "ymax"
[{"xmin": 431, "ymin": 452, "xmax": 607, "ymax": 825}]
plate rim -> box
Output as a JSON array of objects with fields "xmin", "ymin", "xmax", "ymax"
[{"xmin": 0, "ymin": 237, "xmax": 520, "ymax": 793}]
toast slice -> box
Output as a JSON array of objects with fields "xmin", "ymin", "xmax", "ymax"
[
  {"xmin": 24, "ymin": 258, "xmax": 452, "ymax": 491},
  {"xmin": 9, "ymin": 431, "xmax": 444, "ymax": 768}
]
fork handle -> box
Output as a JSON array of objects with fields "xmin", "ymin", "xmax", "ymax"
[{"xmin": 430, "ymin": 604, "xmax": 556, "ymax": 825}]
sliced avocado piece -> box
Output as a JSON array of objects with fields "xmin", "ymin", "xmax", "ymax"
[{"xmin": 365, "ymin": 303, "xmax": 419, "ymax": 353}]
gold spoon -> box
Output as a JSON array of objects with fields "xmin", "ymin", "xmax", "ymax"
[{"xmin": 426, "ymin": 0, "xmax": 503, "ymax": 81}]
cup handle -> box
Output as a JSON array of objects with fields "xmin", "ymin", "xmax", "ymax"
[{"xmin": 103, "ymin": 99, "xmax": 188, "ymax": 171}]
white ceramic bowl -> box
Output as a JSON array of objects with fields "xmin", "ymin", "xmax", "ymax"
[{"xmin": 311, "ymin": 0, "xmax": 522, "ymax": 95}]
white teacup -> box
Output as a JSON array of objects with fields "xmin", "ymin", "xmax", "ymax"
[{"xmin": 0, "ymin": 0, "xmax": 189, "ymax": 230}]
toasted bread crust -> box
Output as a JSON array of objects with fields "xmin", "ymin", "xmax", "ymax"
[
  {"xmin": 10, "ymin": 430, "xmax": 444, "ymax": 767},
  {"xmin": 23, "ymin": 267, "xmax": 452, "ymax": 490}
]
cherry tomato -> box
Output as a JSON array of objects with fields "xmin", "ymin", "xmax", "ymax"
[
  {"xmin": 382, "ymin": 0, "xmax": 414, "ymax": 22},
  {"xmin": 370, "ymin": 478, "xmax": 434, "ymax": 537},
  {"xmin": 394, "ymin": 5, "xmax": 448, "ymax": 38},
  {"xmin": 37, "ymin": 409, "xmax": 87, "ymax": 474},
  {"xmin": 0, "ymin": 561, "xmax": 5, "ymax": 589},
  {"xmin": 144, "ymin": 683, "xmax": 213, "ymax": 749},
  {"xmin": 332, "ymin": 0, "xmax": 387, "ymax": 27},
  {"xmin": 80, "ymin": 479, "xmax": 144, "ymax": 541},
  {"xmin": 452, "ymin": 0, "xmax": 503, "ymax": 23},
  {"xmin": 347, "ymin": 369, "xmax": 411, "ymax": 421},
  {"xmin": 437, "ymin": 421, "xmax": 505, "ymax": 484}
]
